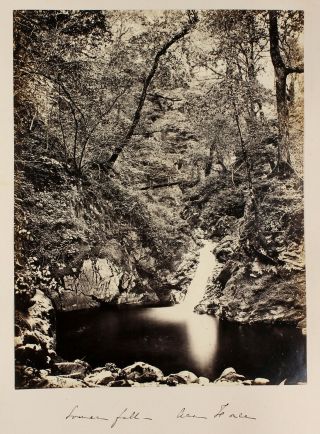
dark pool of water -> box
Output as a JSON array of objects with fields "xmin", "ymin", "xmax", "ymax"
[{"xmin": 56, "ymin": 305, "xmax": 306, "ymax": 385}]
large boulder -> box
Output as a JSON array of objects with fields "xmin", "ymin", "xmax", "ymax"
[
  {"xmin": 214, "ymin": 367, "xmax": 245, "ymax": 384},
  {"xmin": 120, "ymin": 362, "xmax": 164, "ymax": 383},
  {"xmin": 62, "ymin": 258, "xmax": 130, "ymax": 308},
  {"xmin": 42, "ymin": 375, "xmax": 86, "ymax": 388},
  {"xmin": 167, "ymin": 370, "xmax": 199, "ymax": 385},
  {"xmin": 52, "ymin": 360, "xmax": 90, "ymax": 379},
  {"xmin": 84, "ymin": 370, "xmax": 116, "ymax": 386}
]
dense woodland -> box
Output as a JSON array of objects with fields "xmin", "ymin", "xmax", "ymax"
[{"xmin": 14, "ymin": 10, "xmax": 305, "ymax": 387}]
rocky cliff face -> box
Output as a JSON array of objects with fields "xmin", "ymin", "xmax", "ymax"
[
  {"xmin": 49, "ymin": 238, "xmax": 199, "ymax": 311},
  {"xmin": 191, "ymin": 156, "xmax": 306, "ymax": 331},
  {"xmin": 15, "ymin": 88, "xmax": 204, "ymax": 313},
  {"xmin": 196, "ymin": 260, "xmax": 305, "ymax": 327},
  {"xmin": 15, "ymin": 289, "xmax": 56, "ymax": 388}
]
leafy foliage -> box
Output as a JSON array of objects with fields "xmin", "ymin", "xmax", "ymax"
[{"xmin": 14, "ymin": 10, "xmax": 304, "ymax": 314}]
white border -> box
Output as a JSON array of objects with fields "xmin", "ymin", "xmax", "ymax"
[{"xmin": 1, "ymin": 1, "xmax": 319, "ymax": 433}]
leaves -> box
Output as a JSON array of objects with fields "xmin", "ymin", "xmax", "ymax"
[{"xmin": 14, "ymin": 10, "xmax": 304, "ymax": 312}]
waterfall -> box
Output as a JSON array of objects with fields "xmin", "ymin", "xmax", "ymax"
[
  {"xmin": 182, "ymin": 240, "xmax": 217, "ymax": 311},
  {"xmin": 143, "ymin": 239, "xmax": 217, "ymax": 321},
  {"xmin": 142, "ymin": 239, "xmax": 219, "ymax": 371}
]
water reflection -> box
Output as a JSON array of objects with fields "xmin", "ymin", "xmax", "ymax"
[
  {"xmin": 57, "ymin": 304, "xmax": 306, "ymax": 383},
  {"xmin": 56, "ymin": 239, "xmax": 306, "ymax": 384},
  {"xmin": 185, "ymin": 313, "xmax": 218, "ymax": 372},
  {"xmin": 142, "ymin": 305, "xmax": 219, "ymax": 376}
]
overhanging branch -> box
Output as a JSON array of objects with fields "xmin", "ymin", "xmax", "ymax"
[{"xmin": 106, "ymin": 12, "xmax": 199, "ymax": 168}]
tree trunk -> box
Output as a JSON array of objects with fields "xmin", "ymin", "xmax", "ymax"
[
  {"xmin": 275, "ymin": 67, "xmax": 291, "ymax": 165},
  {"xmin": 268, "ymin": 11, "xmax": 304, "ymax": 175},
  {"xmin": 205, "ymin": 138, "xmax": 217, "ymax": 176}
]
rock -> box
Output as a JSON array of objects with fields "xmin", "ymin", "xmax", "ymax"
[
  {"xmin": 104, "ymin": 362, "xmax": 121, "ymax": 374},
  {"xmin": 63, "ymin": 258, "xmax": 126, "ymax": 305},
  {"xmin": 173, "ymin": 371, "xmax": 198, "ymax": 384},
  {"xmin": 15, "ymin": 343, "xmax": 49, "ymax": 369},
  {"xmin": 166, "ymin": 374, "xmax": 187, "ymax": 385},
  {"xmin": 165, "ymin": 371, "xmax": 198, "ymax": 385},
  {"xmin": 109, "ymin": 379, "xmax": 133, "ymax": 387},
  {"xmin": 27, "ymin": 290, "xmax": 56, "ymax": 353},
  {"xmin": 84, "ymin": 370, "xmax": 115, "ymax": 386},
  {"xmin": 203, "ymin": 260, "xmax": 306, "ymax": 325},
  {"xmin": 59, "ymin": 253, "xmax": 159, "ymax": 310},
  {"xmin": 214, "ymin": 236, "xmax": 237, "ymax": 262},
  {"xmin": 253, "ymin": 377, "xmax": 270, "ymax": 385},
  {"xmin": 92, "ymin": 367, "xmax": 106, "ymax": 373},
  {"xmin": 213, "ymin": 216, "xmax": 238, "ymax": 237},
  {"xmin": 15, "ymin": 365, "xmax": 45, "ymax": 389},
  {"xmin": 219, "ymin": 367, "xmax": 236, "ymax": 377},
  {"xmin": 165, "ymin": 376, "xmax": 179, "ymax": 386},
  {"xmin": 74, "ymin": 359, "xmax": 91, "ymax": 371},
  {"xmin": 39, "ymin": 369, "xmax": 50, "ymax": 378},
  {"xmin": 15, "ymin": 290, "xmax": 56, "ymax": 386},
  {"xmin": 43, "ymin": 375, "xmax": 86, "ymax": 388},
  {"xmin": 121, "ymin": 362, "xmax": 164, "ymax": 383},
  {"xmin": 169, "ymin": 290, "xmax": 186, "ymax": 304},
  {"xmin": 23, "ymin": 332, "xmax": 40, "ymax": 345},
  {"xmin": 215, "ymin": 367, "xmax": 245, "ymax": 383},
  {"xmin": 24, "ymin": 366, "xmax": 37, "ymax": 377},
  {"xmin": 197, "ymin": 376, "xmax": 210, "ymax": 386},
  {"xmin": 52, "ymin": 361, "xmax": 89, "ymax": 379}
]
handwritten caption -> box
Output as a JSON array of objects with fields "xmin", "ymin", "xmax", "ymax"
[{"xmin": 66, "ymin": 403, "xmax": 256, "ymax": 429}]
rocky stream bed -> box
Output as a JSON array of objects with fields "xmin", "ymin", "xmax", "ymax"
[{"xmin": 18, "ymin": 359, "xmax": 276, "ymax": 389}]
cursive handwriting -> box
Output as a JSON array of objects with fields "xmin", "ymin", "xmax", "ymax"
[
  {"xmin": 110, "ymin": 408, "xmax": 153, "ymax": 429},
  {"xmin": 66, "ymin": 403, "xmax": 256, "ymax": 430},
  {"xmin": 177, "ymin": 407, "xmax": 207, "ymax": 419},
  {"xmin": 214, "ymin": 403, "xmax": 256, "ymax": 420},
  {"xmin": 66, "ymin": 405, "xmax": 152, "ymax": 429},
  {"xmin": 66, "ymin": 405, "xmax": 109, "ymax": 422},
  {"xmin": 214, "ymin": 403, "xmax": 230, "ymax": 418}
]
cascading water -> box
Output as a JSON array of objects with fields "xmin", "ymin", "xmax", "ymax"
[
  {"xmin": 141, "ymin": 239, "xmax": 219, "ymax": 371},
  {"xmin": 182, "ymin": 239, "xmax": 217, "ymax": 311}
]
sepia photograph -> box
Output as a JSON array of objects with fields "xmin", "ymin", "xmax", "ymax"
[{"xmin": 13, "ymin": 8, "xmax": 306, "ymax": 389}]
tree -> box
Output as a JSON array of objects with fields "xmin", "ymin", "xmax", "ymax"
[
  {"xmin": 14, "ymin": 10, "xmax": 113, "ymax": 173},
  {"xmin": 14, "ymin": 10, "xmax": 200, "ymax": 177},
  {"xmin": 268, "ymin": 10, "xmax": 304, "ymax": 174},
  {"xmin": 187, "ymin": 11, "xmax": 272, "ymax": 182},
  {"xmin": 106, "ymin": 11, "xmax": 199, "ymax": 169}
]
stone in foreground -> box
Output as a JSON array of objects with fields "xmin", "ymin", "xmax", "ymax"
[{"xmin": 121, "ymin": 362, "xmax": 164, "ymax": 383}]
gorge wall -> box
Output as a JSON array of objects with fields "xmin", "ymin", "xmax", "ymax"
[{"xmin": 188, "ymin": 145, "xmax": 306, "ymax": 331}]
